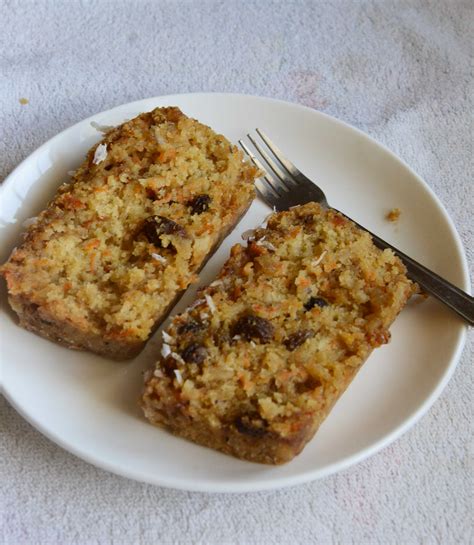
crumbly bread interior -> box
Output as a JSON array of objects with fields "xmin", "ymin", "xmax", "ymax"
[
  {"xmin": 2, "ymin": 107, "xmax": 257, "ymax": 349},
  {"xmin": 142, "ymin": 203, "xmax": 414, "ymax": 463}
]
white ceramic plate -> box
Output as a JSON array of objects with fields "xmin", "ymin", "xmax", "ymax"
[{"xmin": 0, "ymin": 93, "xmax": 469, "ymax": 493}]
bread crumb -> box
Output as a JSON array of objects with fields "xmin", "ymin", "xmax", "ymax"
[
  {"xmin": 386, "ymin": 208, "xmax": 401, "ymax": 222},
  {"xmin": 410, "ymin": 292, "xmax": 429, "ymax": 305},
  {"xmin": 19, "ymin": 98, "xmax": 29, "ymax": 105}
]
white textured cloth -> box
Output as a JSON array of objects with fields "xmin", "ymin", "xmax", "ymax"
[{"xmin": 1, "ymin": 1, "xmax": 472, "ymax": 544}]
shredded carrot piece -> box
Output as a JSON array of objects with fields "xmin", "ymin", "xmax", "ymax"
[
  {"xmin": 331, "ymin": 215, "xmax": 346, "ymax": 227},
  {"xmin": 157, "ymin": 149, "xmax": 176, "ymax": 163},
  {"xmin": 296, "ymin": 277, "xmax": 311, "ymax": 288},
  {"xmin": 288, "ymin": 227, "xmax": 302, "ymax": 238},
  {"xmin": 84, "ymin": 239, "xmax": 100, "ymax": 250},
  {"xmin": 61, "ymin": 194, "xmax": 86, "ymax": 210}
]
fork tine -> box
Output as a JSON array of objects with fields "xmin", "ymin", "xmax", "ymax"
[
  {"xmin": 247, "ymin": 134, "xmax": 295, "ymax": 192},
  {"xmin": 256, "ymin": 128, "xmax": 301, "ymax": 178},
  {"xmin": 255, "ymin": 180, "xmax": 281, "ymax": 210},
  {"xmin": 238, "ymin": 140, "xmax": 286, "ymax": 196}
]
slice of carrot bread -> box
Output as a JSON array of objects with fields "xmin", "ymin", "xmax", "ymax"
[
  {"xmin": 1, "ymin": 107, "xmax": 258, "ymax": 359},
  {"xmin": 142, "ymin": 203, "xmax": 415, "ymax": 464}
]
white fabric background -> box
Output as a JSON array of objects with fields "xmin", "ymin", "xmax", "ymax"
[{"xmin": 1, "ymin": 1, "xmax": 472, "ymax": 544}]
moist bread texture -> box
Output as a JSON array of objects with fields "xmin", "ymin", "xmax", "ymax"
[
  {"xmin": 142, "ymin": 203, "xmax": 415, "ymax": 463},
  {"xmin": 1, "ymin": 107, "xmax": 258, "ymax": 359}
]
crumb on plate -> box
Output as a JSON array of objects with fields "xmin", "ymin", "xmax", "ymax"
[{"xmin": 386, "ymin": 208, "xmax": 401, "ymax": 222}]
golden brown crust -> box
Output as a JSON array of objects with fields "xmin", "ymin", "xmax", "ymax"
[
  {"xmin": 142, "ymin": 203, "xmax": 415, "ymax": 463},
  {"xmin": 1, "ymin": 107, "xmax": 258, "ymax": 359},
  {"xmin": 6, "ymin": 294, "xmax": 143, "ymax": 359}
]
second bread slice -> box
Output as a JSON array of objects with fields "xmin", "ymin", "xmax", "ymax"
[{"xmin": 142, "ymin": 203, "xmax": 415, "ymax": 464}]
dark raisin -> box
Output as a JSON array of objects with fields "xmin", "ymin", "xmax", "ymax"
[
  {"xmin": 160, "ymin": 356, "xmax": 176, "ymax": 378},
  {"xmin": 181, "ymin": 342, "xmax": 207, "ymax": 364},
  {"xmin": 142, "ymin": 216, "xmax": 187, "ymax": 248},
  {"xmin": 284, "ymin": 330, "xmax": 314, "ymax": 351},
  {"xmin": 301, "ymin": 214, "xmax": 314, "ymax": 225},
  {"xmin": 188, "ymin": 194, "xmax": 211, "ymax": 215},
  {"xmin": 145, "ymin": 187, "xmax": 157, "ymax": 200},
  {"xmin": 304, "ymin": 296, "xmax": 328, "ymax": 311},
  {"xmin": 160, "ymin": 356, "xmax": 176, "ymax": 379},
  {"xmin": 296, "ymin": 376, "xmax": 322, "ymax": 393},
  {"xmin": 234, "ymin": 415, "xmax": 268, "ymax": 438},
  {"xmin": 177, "ymin": 320, "xmax": 204, "ymax": 335},
  {"xmin": 231, "ymin": 314, "xmax": 274, "ymax": 343}
]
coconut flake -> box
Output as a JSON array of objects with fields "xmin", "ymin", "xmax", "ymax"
[
  {"xmin": 200, "ymin": 312, "xmax": 209, "ymax": 320},
  {"xmin": 153, "ymin": 369, "xmax": 164, "ymax": 378},
  {"xmin": 250, "ymin": 341, "xmax": 256, "ymax": 348},
  {"xmin": 260, "ymin": 209, "xmax": 276, "ymax": 228},
  {"xmin": 92, "ymin": 143, "xmax": 107, "ymax": 165},
  {"xmin": 153, "ymin": 126, "xmax": 167, "ymax": 146},
  {"xmin": 205, "ymin": 294, "xmax": 217, "ymax": 314},
  {"xmin": 162, "ymin": 331, "xmax": 174, "ymax": 344},
  {"xmin": 210, "ymin": 279, "xmax": 223, "ymax": 287},
  {"xmin": 241, "ymin": 229, "xmax": 257, "ymax": 241},
  {"xmin": 22, "ymin": 216, "xmax": 38, "ymax": 228},
  {"xmin": 189, "ymin": 298, "xmax": 205, "ymax": 310},
  {"xmin": 256, "ymin": 240, "xmax": 276, "ymax": 251},
  {"xmin": 151, "ymin": 252, "xmax": 167, "ymax": 264},
  {"xmin": 91, "ymin": 121, "xmax": 114, "ymax": 133},
  {"xmin": 312, "ymin": 250, "xmax": 327, "ymax": 267},
  {"xmin": 161, "ymin": 343, "xmax": 171, "ymax": 358},
  {"xmin": 173, "ymin": 369, "xmax": 184, "ymax": 385},
  {"xmin": 170, "ymin": 352, "xmax": 185, "ymax": 365},
  {"xmin": 232, "ymin": 335, "xmax": 241, "ymax": 341}
]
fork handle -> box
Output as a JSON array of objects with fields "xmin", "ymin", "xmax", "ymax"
[{"xmin": 337, "ymin": 211, "xmax": 474, "ymax": 325}]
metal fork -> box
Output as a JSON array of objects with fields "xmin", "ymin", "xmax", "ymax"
[{"xmin": 239, "ymin": 129, "xmax": 474, "ymax": 325}]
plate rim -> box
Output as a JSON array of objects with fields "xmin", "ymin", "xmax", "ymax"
[{"xmin": 0, "ymin": 92, "xmax": 470, "ymax": 493}]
